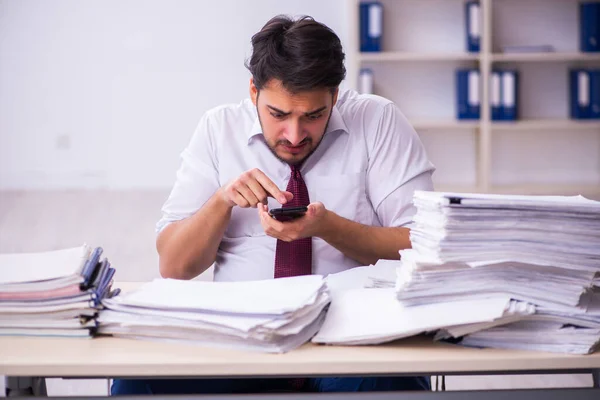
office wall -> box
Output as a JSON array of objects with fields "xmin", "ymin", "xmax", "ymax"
[
  {"xmin": 0, "ymin": 0, "xmax": 348, "ymax": 189},
  {"xmin": 1, "ymin": 0, "xmax": 598, "ymax": 191}
]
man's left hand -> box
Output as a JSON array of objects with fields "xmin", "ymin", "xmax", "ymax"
[{"xmin": 258, "ymin": 202, "xmax": 327, "ymax": 241}]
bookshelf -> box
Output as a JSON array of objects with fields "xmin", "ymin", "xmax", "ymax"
[
  {"xmin": 359, "ymin": 52, "xmax": 479, "ymax": 62},
  {"xmin": 491, "ymin": 119, "xmax": 600, "ymax": 130},
  {"xmin": 346, "ymin": 0, "xmax": 600, "ymax": 199},
  {"xmin": 491, "ymin": 52, "xmax": 600, "ymax": 62}
]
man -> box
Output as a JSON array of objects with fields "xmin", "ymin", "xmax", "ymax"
[{"xmin": 112, "ymin": 15, "xmax": 434, "ymax": 395}]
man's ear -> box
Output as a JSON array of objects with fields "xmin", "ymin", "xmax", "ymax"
[{"xmin": 250, "ymin": 78, "xmax": 258, "ymax": 106}]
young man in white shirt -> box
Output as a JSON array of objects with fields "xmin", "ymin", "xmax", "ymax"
[{"xmin": 112, "ymin": 15, "xmax": 434, "ymax": 396}]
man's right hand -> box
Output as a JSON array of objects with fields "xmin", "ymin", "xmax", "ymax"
[{"xmin": 219, "ymin": 168, "xmax": 293, "ymax": 208}]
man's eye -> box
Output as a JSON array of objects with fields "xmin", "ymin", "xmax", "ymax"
[
  {"xmin": 307, "ymin": 114, "xmax": 322, "ymax": 121},
  {"xmin": 270, "ymin": 113, "xmax": 284, "ymax": 119}
]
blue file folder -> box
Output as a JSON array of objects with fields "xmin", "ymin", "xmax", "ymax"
[
  {"xmin": 456, "ymin": 69, "xmax": 480, "ymax": 120},
  {"xmin": 590, "ymin": 69, "xmax": 600, "ymax": 119},
  {"xmin": 360, "ymin": 2, "xmax": 383, "ymax": 52},
  {"xmin": 580, "ymin": 2, "xmax": 600, "ymax": 52},
  {"xmin": 500, "ymin": 70, "xmax": 518, "ymax": 121},
  {"xmin": 465, "ymin": 1, "xmax": 480, "ymax": 53},
  {"xmin": 490, "ymin": 70, "xmax": 503, "ymax": 121},
  {"xmin": 570, "ymin": 69, "xmax": 591, "ymax": 119},
  {"xmin": 358, "ymin": 68, "xmax": 374, "ymax": 94}
]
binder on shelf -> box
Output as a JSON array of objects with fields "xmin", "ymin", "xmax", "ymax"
[
  {"xmin": 490, "ymin": 71, "xmax": 502, "ymax": 121},
  {"xmin": 358, "ymin": 68, "xmax": 374, "ymax": 95},
  {"xmin": 580, "ymin": 2, "xmax": 600, "ymax": 53},
  {"xmin": 465, "ymin": 1, "xmax": 480, "ymax": 53},
  {"xmin": 500, "ymin": 70, "xmax": 518, "ymax": 121},
  {"xmin": 590, "ymin": 69, "xmax": 600, "ymax": 119},
  {"xmin": 360, "ymin": 2, "xmax": 383, "ymax": 52},
  {"xmin": 456, "ymin": 69, "xmax": 480, "ymax": 120},
  {"xmin": 569, "ymin": 69, "xmax": 591, "ymax": 119}
]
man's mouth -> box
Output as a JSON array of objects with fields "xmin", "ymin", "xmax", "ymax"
[{"xmin": 281, "ymin": 142, "xmax": 307, "ymax": 154}]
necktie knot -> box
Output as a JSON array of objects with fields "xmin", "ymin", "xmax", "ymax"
[{"xmin": 290, "ymin": 165, "xmax": 301, "ymax": 179}]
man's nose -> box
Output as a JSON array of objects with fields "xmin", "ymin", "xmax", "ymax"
[{"xmin": 283, "ymin": 120, "xmax": 305, "ymax": 146}]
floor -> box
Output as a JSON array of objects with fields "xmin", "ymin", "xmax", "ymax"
[{"xmin": 0, "ymin": 190, "xmax": 592, "ymax": 396}]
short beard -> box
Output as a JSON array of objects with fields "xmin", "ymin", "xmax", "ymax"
[{"xmin": 256, "ymin": 93, "xmax": 334, "ymax": 166}]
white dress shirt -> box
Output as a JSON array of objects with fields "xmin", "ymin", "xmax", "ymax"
[{"xmin": 157, "ymin": 90, "xmax": 435, "ymax": 281}]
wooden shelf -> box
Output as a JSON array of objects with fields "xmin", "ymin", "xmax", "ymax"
[
  {"xmin": 491, "ymin": 119, "xmax": 600, "ymax": 131},
  {"xmin": 411, "ymin": 120, "xmax": 480, "ymax": 130},
  {"xmin": 347, "ymin": 0, "xmax": 600, "ymax": 193},
  {"xmin": 359, "ymin": 52, "xmax": 479, "ymax": 62},
  {"xmin": 491, "ymin": 52, "xmax": 600, "ymax": 62},
  {"xmin": 360, "ymin": 52, "xmax": 600, "ymax": 63}
]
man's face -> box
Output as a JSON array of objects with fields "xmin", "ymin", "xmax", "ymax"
[{"xmin": 250, "ymin": 79, "xmax": 338, "ymax": 165}]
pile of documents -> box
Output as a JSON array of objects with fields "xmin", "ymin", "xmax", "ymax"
[
  {"xmin": 0, "ymin": 245, "xmax": 116, "ymax": 338},
  {"xmin": 397, "ymin": 191, "xmax": 600, "ymax": 354},
  {"xmin": 325, "ymin": 259, "xmax": 398, "ymax": 294},
  {"xmin": 313, "ymin": 259, "xmax": 533, "ymax": 345},
  {"xmin": 312, "ymin": 290, "xmax": 533, "ymax": 345},
  {"xmin": 98, "ymin": 275, "xmax": 330, "ymax": 353}
]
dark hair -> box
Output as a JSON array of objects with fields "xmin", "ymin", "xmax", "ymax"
[{"xmin": 245, "ymin": 15, "xmax": 346, "ymax": 94}]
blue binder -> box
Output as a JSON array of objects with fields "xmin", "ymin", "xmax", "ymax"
[
  {"xmin": 490, "ymin": 70, "xmax": 503, "ymax": 121},
  {"xmin": 580, "ymin": 3, "xmax": 600, "ymax": 52},
  {"xmin": 590, "ymin": 70, "xmax": 600, "ymax": 119},
  {"xmin": 360, "ymin": 2, "xmax": 383, "ymax": 52},
  {"xmin": 465, "ymin": 1, "xmax": 480, "ymax": 53},
  {"xmin": 569, "ymin": 69, "xmax": 591, "ymax": 119},
  {"xmin": 500, "ymin": 70, "xmax": 518, "ymax": 121},
  {"xmin": 456, "ymin": 69, "xmax": 480, "ymax": 120},
  {"xmin": 358, "ymin": 68, "xmax": 374, "ymax": 94}
]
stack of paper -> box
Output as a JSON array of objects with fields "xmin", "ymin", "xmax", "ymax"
[
  {"xmin": 365, "ymin": 260, "xmax": 399, "ymax": 288},
  {"xmin": 396, "ymin": 191, "xmax": 600, "ymax": 354},
  {"xmin": 314, "ymin": 258, "xmax": 533, "ymax": 346},
  {"xmin": 98, "ymin": 275, "xmax": 330, "ymax": 353},
  {"xmin": 325, "ymin": 259, "xmax": 397, "ymax": 295},
  {"xmin": 0, "ymin": 245, "xmax": 116, "ymax": 338},
  {"xmin": 460, "ymin": 321, "xmax": 600, "ymax": 355},
  {"xmin": 397, "ymin": 253, "xmax": 595, "ymax": 309},
  {"xmin": 409, "ymin": 192, "xmax": 600, "ymax": 269},
  {"xmin": 312, "ymin": 289, "xmax": 533, "ymax": 345}
]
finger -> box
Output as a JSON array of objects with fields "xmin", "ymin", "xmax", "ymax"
[
  {"xmin": 229, "ymin": 190, "xmax": 250, "ymax": 208},
  {"xmin": 258, "ymin": 204, "xmax": 273, "ymax": 222},
  {"xmin": 307, "ymin": 201, "xmax": 325, "ymax": 216},
  {"xmin": 259, "ymin": 205, "xmax": 284, "ymax": 229},
  {"xmin": 282, "ymin": 191, "xmax": 294, "ymax": 203},
  {"xmin": 252, "ymin": 170, "xmax": 288, "ymax": 204},
  {"xmin": 246, "ymin": 179, "xmax": 269, "ymax": 205},
  {"xmin": 258, "ymin": 206, "xmax": 283, "ymax": 239},
  {"xmin": 234, "ymin": 182, "xmax": 260, "ymax": 207},
  {"xmin": 257, "ymin": 203, "xmax": 270, "ymax": 218}
]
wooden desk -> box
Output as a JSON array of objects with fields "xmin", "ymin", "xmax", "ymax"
[
  {"xmin": 1, "ymin": 335, "xmax": 600, "ymax": 378},
  {"xmin": 1, "ymin": 282, "xmax": 599, "ymax": 398}
]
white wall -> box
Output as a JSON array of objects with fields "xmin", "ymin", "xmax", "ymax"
[
  {"xmin": 0, "ymin": 0, "xmax": 348, "ymax": 189},
  {"xmin": 1, "ymin": 0, "xmax": 598, "ymax": 191}
]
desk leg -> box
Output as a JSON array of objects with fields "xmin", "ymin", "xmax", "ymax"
[
  {"xmin": 593, "ymin": 369, "xmax": 599, "ymax": 389},
  {"xmin": 5, "ymin": 377, "xmax": 47, "ymax": 397}
]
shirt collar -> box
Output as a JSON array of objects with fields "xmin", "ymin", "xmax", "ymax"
[{"xmin": 246, "ymin": 104, "xmax": 349, "ymax": 144}]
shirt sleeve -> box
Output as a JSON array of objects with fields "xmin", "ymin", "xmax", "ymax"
[
  {"xmin": 156, "ymin": 112, "xmax": 221, "ymax": 234},
  {"xmin": 365, "ymin": 103, "xmax": 436, "ymax": 228}
]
